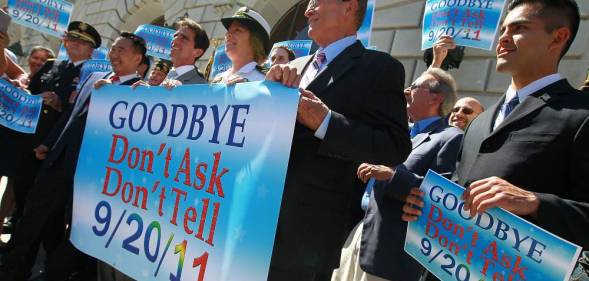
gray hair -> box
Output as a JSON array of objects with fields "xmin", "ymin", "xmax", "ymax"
[{"xmin": 423, "ymin": 68, "xmax": 458, "ymax": 116}]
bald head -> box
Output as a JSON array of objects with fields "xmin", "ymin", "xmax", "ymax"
[{"xmin": 449, "ymin": 97, "xmax": 484, "ymax": 130}]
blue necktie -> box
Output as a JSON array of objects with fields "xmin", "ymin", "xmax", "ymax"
[
  {"xmin": 410, "ymin": 122, "xmax": 420, "ymax": 138},
  {"xmin": 503, "ymin": 95, "xmax": 520, "ymax": 118}
]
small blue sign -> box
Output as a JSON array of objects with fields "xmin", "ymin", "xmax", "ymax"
[
  {"xmin": 0, "ymin": 79, "xmax": 43, "ymax": 134},
  {"xmin": 134, "ymin": 24, "xmax": 175, "ymax": 60},
  {"xmin": 271, "ymin": 40, "xmax": 313, "ymax": 59},
  {"xmin": 421, "ymin": 0, "xmax": 507, "ymax": 50},
  {"xmin": 57, "ymin": 45, "xmax": 109, "ymax": 61},
  {"xmin": 79, "ymin": 60, "xmax": 112, "ymax": 87},
  {"xmin": 8, "ymin": 0, "xmax": 73, "ymax": 38},
  {"xmin": 210, "ymin": 44, "xmax": 231, "ymax": 82}
]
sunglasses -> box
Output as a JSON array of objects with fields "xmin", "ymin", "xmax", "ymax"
[{"xmin": 451, "ymin": 106, "xmax": 474, "ymax": 115}]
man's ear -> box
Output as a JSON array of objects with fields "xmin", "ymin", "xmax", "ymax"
[
  {"xmin": 431, "ymin": 92, "xmax": 444, "ymax": 106},
  {"xmin": 192, "ymin": 48, "xmax": 205, "ymax": 60},
  {"xmin": 549, "ymin": 26, "xmax": 571, "ymax": 55}
]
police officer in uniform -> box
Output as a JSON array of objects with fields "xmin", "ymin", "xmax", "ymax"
[
  {"xmin": 0, "ymin": 21, "xmax": 101, "ymax": 281},
  {"xmin": 0, "ymin": 21, "xmax": 101, "ymax": 242}
]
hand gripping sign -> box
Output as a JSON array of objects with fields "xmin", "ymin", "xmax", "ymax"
[
  {"xmin": 405, "ymin": 170, "xmax": 581, "ymax": 281},
  {"xmin": 71, "ymin": 81, "xmax": 299, "ymax": 281}
]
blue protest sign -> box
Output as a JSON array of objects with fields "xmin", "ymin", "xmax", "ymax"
[
  {"xmin": 405, "ymin": 170, "xmax": 582, "ymax": 281},
  {"xmin": 421, "ymin": 0, "xmax": 507, "ymax": 50},
  {"xmin": 357, "ymin": 0, "xmax": 375, "ymax": 47},
  {"xmin": 7, "ymin": 0, "xmax": 73, "ymax": 38},
  {"xmin": 0, "ymin": 79, "xmax": 42, "ymax": 134},
  {"xmin": 210, "ymin": 44, "xmax": 231, "ymax": 82},
  {"xmin": 71, "ymin": 81, "xmax": 299, "ymax": 281},
  {"xmin": 79, "ymin": 60, "xmax": 112, "ymax": 87},
  {"xmin": 57, "ymin": 45, "xmax": 109, "ymax": 61},
  {"xmin": 272, "ymin": 40, "xmax": 313, "ymax": 59},
  {"xmin": 265, "ymin": 40, "xmax": 313, "ymax": 68},
  {"xmin": 272, "ymin": 40, "xmax": 313, "ymax": 58},
  {"xmin": 134, "ymin": 24, "xmax": 175, "ymax": 60}
]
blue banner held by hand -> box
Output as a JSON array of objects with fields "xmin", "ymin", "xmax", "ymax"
[
  {"xmin": 71, "ymin": 81, "xmax": 300, "ymax": 281},
  {"xmin": 0, "ymin": 79, "xmax": 43, "ymax": 134},
  {"xmin": 421, "ymin": 0, "xmax": 507, "ymax": 50},
  {"xmin": 405, "ymin": 170, "xmax": 582, "ymax": 281},
  {"xmin": 7, "ymin": 0, "xmax": 73, "ymax": 38},
  {"xmin": 134, "ymin": 24, "xmax": 175, "ymax": 60}
]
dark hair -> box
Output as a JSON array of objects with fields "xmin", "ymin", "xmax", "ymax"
[
  {"xmin": 140, "ymin": 55, "xmax": 151, "ymax": 79},
  {"xmin": 119, "ymin": 32, "xmax": 147, "ymax": 56},
  {"xmin": 274, "ymin": 46, "xmax": 296, "ymax": 61},
  {"xmin": 175, "ymin": 17, "xmax": 211, "ymax": 61},
  {"xmin": 508, "ymin": 0, "xmax": 580, "ymax": 59}
]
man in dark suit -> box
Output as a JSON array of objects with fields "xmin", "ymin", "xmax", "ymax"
[
  {"xmin": 332, "ymin": 68, "xmax": 463, "ymax": 281},
  {"xmin": 133, "ymin": 17, "xmax": 209, "ymax": 88},
  {"xmin": 403, "ymin": 1, "xmax": 589, "ymax": 278},
  {"xmin": 0, "ymin": 32, "xmax": 146, "ymax": 281},
  {"xmin": 265, "ymin": 0, "xmax": 411, "ymax": 280}
]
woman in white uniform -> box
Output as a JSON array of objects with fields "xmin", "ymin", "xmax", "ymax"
[{"xmin": 212, "ymin": 7, "xmax": 271, "ymax": 84}]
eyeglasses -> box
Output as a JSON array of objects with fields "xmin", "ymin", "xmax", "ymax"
[
  {"xmin": 409, "ymin": 83, "xmax": 435, "ymax": 92},
  {"xmin": 451, "ymin": 106, "xmax": 474, "ymax": 115}
]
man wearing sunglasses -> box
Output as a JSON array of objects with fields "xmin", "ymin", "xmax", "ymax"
[
  {"xmin": 331, "ymin": 68, "xmax": 463, "ymax": 281},
  {"xmin": 448, "ymin": 97, "xmax": 484, "ymax": 130}
]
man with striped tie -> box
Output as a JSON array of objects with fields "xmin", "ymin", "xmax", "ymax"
[
  {"xmin": 402, "ymin": 2, "xmax": 589, "ymax": 280},
  {"xmin": 265, "ymin": 0, "xmax": 411, "ymax": 280}
]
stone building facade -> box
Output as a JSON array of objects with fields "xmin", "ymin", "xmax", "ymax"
[{"xmin": 3, "ymin": 0, "xmax": 589, "ymax": 106}]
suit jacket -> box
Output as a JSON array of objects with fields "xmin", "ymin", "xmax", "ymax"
[
  {"xmin": 454, "ymin": 79, "xmax": 589, "ymax": 249},
  {"xmin": 270, "ymin": 40, "xmax": 412, "ymax": 273},
  {"xmin": 359, "ymin": 119, "xmax": 462, "ymax": 280},
  {"xmin": 42, "ymin": 73, "xmax": 140, "ymax": 178},
  {"xmin": 176, "ymin": 67, "xmax": 207, "ymax": 84}
]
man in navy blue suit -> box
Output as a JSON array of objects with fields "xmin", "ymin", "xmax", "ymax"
[{"xmin": 331, "ymin": 68, "xmax": 463, "ymax": 281}]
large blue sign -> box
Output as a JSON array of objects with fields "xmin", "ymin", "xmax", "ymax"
[
  {"xmin": 71, "ymin": 81, "xmax": 300, "ymax": 281},
  {"xmin": 0, "ymin": 79, "xmax": 42, "ymax": 134},
  {"xmin": 421, "ymin": 0, "xmax": 507, "ymax": 50},
  {"xmin": 134, "ymin": 24, "xmax": 175, "ymax": 60},
  {"xmin": 405, "ymin": 170, "xmax": 582, "ymax": 281},
  {"xmin": 7, "ymin": 0, "xmax": 73, "ymax": 38}
]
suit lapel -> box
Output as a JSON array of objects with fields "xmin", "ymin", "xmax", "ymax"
[
  {"xmin": 177, "ymin": 69, "xmax": 196, "ymax": 83},
  {"xmin": 306, "ymin": 41, "xmax": 364, "ymax": 96},
  {"xmin": 487, "ymin": 79, "xmax": 570, "ymax": 139},
  {"xmin": 412, "ymin": 119, "xmax": 445, "ymax": 149}
]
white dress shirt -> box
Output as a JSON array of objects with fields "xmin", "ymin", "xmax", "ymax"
[
  {"xmin": 167, "ymin": 65, "xmax": 195, "ymax": 80},
  {"xmin": 493, "ymin": 73, "xmax": 562, "ymax": 130}
]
